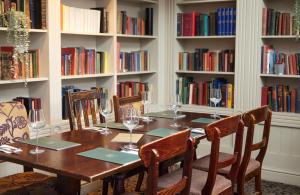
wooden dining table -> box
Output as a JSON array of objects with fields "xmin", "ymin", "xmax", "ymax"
[{"xmin": 0, "ymin": 112, "xmax": 217, "ymax": 195}]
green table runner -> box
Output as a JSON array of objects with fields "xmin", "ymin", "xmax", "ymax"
[
  {"xmin": 191, "ymin": 117, "xmax": 218, "ymax": 124},
  {"xmin": 77, "ymin": 147, "xmax": 140, "ymax": 165},
  {"xmin": 146, "ymin": 128, "xmax": 179, "ymax": 138},
  {"xmin": 144, "ymin": 111, "xmax": 186, "ymax": 119},
  {"xmin": 21, "ymin": 137, "xmax": 81, "ymax": 151}
]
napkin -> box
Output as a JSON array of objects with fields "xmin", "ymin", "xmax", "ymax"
[{"xmin": 191, "ymin": 128, "xmax": 205, "ymax": 134}]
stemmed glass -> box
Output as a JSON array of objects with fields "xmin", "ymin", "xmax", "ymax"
[
  {"xmin": 99, "ymin": 94, "xmax": 113, "ymax": 135},
  {"xmin": 168, "ymin": 94, "xmax": 182, "ymax": 128},
  {"xmin": 28, "ymin": 109, "xmax": 46, "ymax": 155},
  {"xmin": 121, "ymin": 107, "xmax": 139, "ymax": 150},
  {"xmin": 210, "ymin": 88, "xmax": 222, "ymax": 119},
  {"xmin": 141, "ymin": 91, "xmax": 153, "ymax": 122}
]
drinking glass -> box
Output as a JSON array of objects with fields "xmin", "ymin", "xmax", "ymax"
[
  {"xmin": 210, "ymin": 88, "xmax": 222, "ymax": 119},
  {"xmin": 121, "ymin": 107, "xmax": 139, "ymax": 150},
  {"xmin": 28, "ymin": 109, "xmax": 46, "ymax": 154},
  {"xmin": 100, "ymin": 94, "xmax": 113, "ymax": 135},
  {"xmin": 168, "ymin": 94, "xmax": 182, "ymax": 128},
  {"xmin": 141, "ymin": 91, "xmax": 153, "ymax": 122}
]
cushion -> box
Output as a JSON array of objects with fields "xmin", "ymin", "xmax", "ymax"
[
  {"xmin": 193, "ymin": 152, "xmax": 232, "ymax": 175},
  {"xmin": 193, "ymin": 153, "xmax": 261, "ymax": 177},
  {"xmin": 0, "ymin": 102, "xmax": 29, "ymax": 145},
  {"xmin": 0, "ymin": 171, "xmax": 56, "ymax": 194},
  {"xmin": 119, "ymin": 102, "xmax": 144, "ymax": 117},
  {"xmin": 158, "ymin": 168, "xmax": 231, "ymax": 195}
]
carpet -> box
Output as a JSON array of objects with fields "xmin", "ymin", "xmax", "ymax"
[{"xmin": 88, "ymin": 175, "xmax": 300, "ymax": 195}]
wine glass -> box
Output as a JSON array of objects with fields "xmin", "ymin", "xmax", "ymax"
[
  {"xmin": 210, "ymin": 88, "xmax": 222, "ymax": 119},
  {"xmin": 28, "ymin": 109, "xmax": 46, "ymax": 155},
  {"xmin": 121, "ymin": 107, "xmax": 139, "ymax": 150},
  {"xmin": 99, "ymin": 94, "xmax": 113, "ymax": 135},
  {"xmin": 141, "ymin": 91, "xmax": 153, "ymax": 122},
  {"xmin": 168, "ymin": 94, "xmax": 182, "ymax": 128}
]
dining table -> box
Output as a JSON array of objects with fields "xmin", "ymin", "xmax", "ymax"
[{"xmin": 0, "ymin": 111, "xmax": 223, "ymax": 195}]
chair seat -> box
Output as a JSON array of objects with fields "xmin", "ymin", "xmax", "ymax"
[
  {"xmin": 193, "ymin": 152, "xmax": 261, "ymax": 177},
  {"xmin": 157, "ymin": 168, "xmax": 231, "ymax": 195},
  {"xmin": 0, "ymin": 171, "xmax": 56, "ymax": 194},
  {"xmin": 193, "ymin": 152, "xmax": 232, "ymax": 175}
]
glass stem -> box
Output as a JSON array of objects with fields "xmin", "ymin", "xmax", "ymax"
[
  {"xmin": 36, "ymin": 128, "xmax": 39, "ymax": 151},
  {"xmin": 215, "ymin": 103, "xmax": 217, "ymax": 118},
  {"xmin": 105, "ymin": 116, "xmax": 108, "ymax": 129},
  {"xmin": 130, "ymin": 130, "xmax": 132, "ymax": 146}
]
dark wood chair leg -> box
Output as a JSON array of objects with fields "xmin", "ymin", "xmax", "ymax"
[
  {"xmin": 135, "ymin": 172, "xmax": 144, "ymax": 191},
  {"xmin": 102, "ymin": 178, "xmax": 110, "ymax": 195},
  {"xmin": 255, "ymin": 172, "xmax": 262, "ymax": 195},
  {"xmin": 113, "ymin": 174, "xmax": 126, "ymax": 195},
  {"xmin": 237, "ymin": 175, "xmax": 245, "ymax": 195}
]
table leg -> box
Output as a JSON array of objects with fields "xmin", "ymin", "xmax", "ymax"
[
  {"xmin": 56, "ymin": 175, "xmax": 81, "ymax": 195},
  {"xmin": 113, "ymin": 174, "xmax": 126, "ymax": 195}
]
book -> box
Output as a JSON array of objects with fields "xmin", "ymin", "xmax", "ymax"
[
  {"xmin": 117, "ymin": 81, "xmax": 148, "ymax": 98},
  {"xmin": 13, "ymin": 97, "xmax": 42, "ymax": 114}
]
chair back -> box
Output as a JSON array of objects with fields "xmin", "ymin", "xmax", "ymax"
[
  {"xmin": 139, "ymin": 130, "xmax": 194, "ymax": 195},
  {"xmin": 113, "ymin": 95, "xmax": 144, "ymax": 122},
  {"xmin": 0, "ymin": 102, "xmax": 29, "ymax": 145},
  {"xmin": 203, "ymin": 115, "xmax": 244, "ymax": 194},
  {"xmin": 239, "ymin": 106, "xmax": 272, "ymax": 179},
  {"xmin": 66, "ymin": 88, "xmax": 104, "ymax": 130}
]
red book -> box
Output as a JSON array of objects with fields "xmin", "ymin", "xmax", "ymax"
[
  {"xmin": 198, "ymin": 82, "xmax": 203, "ymax": 105},
  {"xmin": 62, "ymin": 48, "xmax": 76, "ymax": 75},
  {"xmin": 291, "ymin": 89, "xmax": 296, "ymax": 113},
  {"xmin": 183, "ymin": 13, "xmax": 193, "ymax": 36},
  {"xmin": 191, "ymin": 11, "xmax": 197, "ymax": 36},
  {"xmin": 262, "ymin": 8, "xmax": 268, "ymax": 36}
]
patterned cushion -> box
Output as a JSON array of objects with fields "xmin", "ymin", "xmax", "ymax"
[
  {"xmin": 158, "ymin": 168, "xmax": 231, "ymax": 195},
  {"xmin": 0, "ymin": 171, "xmax": 56, "ymax": 194},
  {"xmin": 119, "ymin": 102, "xmax": 144, "ymax": 117},
  {"xmin": 0, "ymin": 102, "xmax": 29, "ymax": 145}
]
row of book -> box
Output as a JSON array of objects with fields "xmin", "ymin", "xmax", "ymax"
[
  {"xmin": 261, "ymin": 85, "xmax": 300, "ymax": 113},
  {"xmin": 117, "ymin": 81, "xmax": 148, "ymax": 98},
  {"xmin": 61, "ymin": 47, "xmax": 108, "ymax": 76},
  {"xmin": 61, "ymin": 4, "xmax": 109, "ymax": 33},
  {"xmin": 177, "ymin": 8, "xmax": 236, "ymax": 36},
  {"xmin": 117, "ymin": 44, "xmax": 149, "ymax": 73},
  {"xmin": 61, "ymin": 86, "xmax": 108, "ymax": 119},
  {"xmin": 0, "ymin": 0, "xmax": 46, "ymax": 29},
  {"xmin": 261, "ymin": 45, "xmax": 300, "ymax": 75},
  {"xmin": 0, "ymin": 47, "xmax": 39, "ymax": 80},
  {"xmin": 13, "ymin": 97, "xmax": 42, "ymax": 114},
  {"xmin": 262, "ymin": 8, "xmax": 295, "ymax": 36},
  {"xmin": 117, "ymin": 8, "xmax": 153, "ymax": 35},
  {"xmin": 178, "ymin": 49, "xmax": 235, "ymax": 72},
  {"xmin": 176, "ymin": 77, "xmax": 234, "ymax": 108}
]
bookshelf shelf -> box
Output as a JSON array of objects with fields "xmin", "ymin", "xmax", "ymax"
[
  {"xmin": 261, "ymin": 35, "xmax": 300, "ymax": 39},
  {"xmin": 177, "ymin": 0, "xmax": 236, "ymax": 5},
  {"xmin": 117, "ymin": 34, "xmax": 158, "ymax": 39},
  {"xmin": 61, "ymin": 74, "xmax": 114, "ymax": 80},
  {"xmin": 61, "ymin": 31, "xmax": 114, "ymax": 37},
  {"xmin": 176, "ymin": 70, "xmax": 235, "ymax": 75},
  {"xmin": 0, "ymin": 27, "xmax": 47, "ymax": 33},
  {"xmin": 260, "ymin": 74, "xmax": 300, "ymax": 79},
  {"xmin": 117, "ymin": 71, "xmax": 157, "ymax": 76},
  {"xmin": 176, "ymin": 36, "xmax": 235, "ymax": 39},
  {"xmin": 0, "ymin": 77, "xmax": 49, "ymax": 85},
  {"xmin": 120, "ymin": 0, "xmax": 158, "ymax": 4}
]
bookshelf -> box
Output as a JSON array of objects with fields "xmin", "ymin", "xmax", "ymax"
[
  {"xmin": 173, "ymin": 0, "xmax": 237, "ymax": 113},
  {"xmin": 259, "ymin": 0, "xmax": 300, "ymax": 124}
]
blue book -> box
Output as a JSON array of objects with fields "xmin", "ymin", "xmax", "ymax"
[
  {"xmin": 204, "ymin": 14, "xmax": 209, "ymax": 36},
  {"xmin": 221, "ymin": 8, "xmax": 226, "ymax": 35},
  {"xmin": 225, "ymin": 8, "xmax": 230, "ymax": 35},
  {"xmin": 217, "ymin": 8, "xmax": 222, "ymax": 35},
  {"xmin": 233, "ymin": 8, "xmax": 236, "ymax": 35},
  {"xmin": 287, "ymin": 95, "xmax": 291, "ymax": 112},
  {"xmin": 229, "ymin": 8, "xmax": 234, "ymax": 35}
]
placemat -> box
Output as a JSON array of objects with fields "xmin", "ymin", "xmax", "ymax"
[
  {"xmin": 111, "ymin": 133, "xmax": 143, "ymax": 143},
  {"xmin": 77, "ymin": 147, "xmax": 140, "ymax": 165},
  {"xmin": 146, "ymin": 128, "xmax": 179, "ymax": 138},
  {"xmin": 145, "ymin": 111, "xmax": 186, "ymax": 119},
  {"xmin": 95, "ymin": 123, "xmax": 144, "ymax": 130},
  {"xmin": 191, "ymin": 117, "xmax": 218, "ymax": 124},
  {"xmin": 21, "ymin": 137, "xmax": 81, "ymax": 151}
]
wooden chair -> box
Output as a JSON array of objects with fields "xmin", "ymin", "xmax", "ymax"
[
  {"xmin": 113, "ymin": 95, "xmax": 144, "ymax": 123},
  {"xmin": 123, "ymin": 130, "xmax": 194, "ymax": 195},
  {"xmin": 66, "ymin": 88, "xmax": 104, "ymax": 130},
  {"xmin": 158, "ymin": 115, "xmax": 243, "ymax": 195},
  {"xmin": 192, "ymin": 106, "xmax": 271, "ymax": 195},
  {"xmin": 0, "ymin": 101, "xmax": 56, "ymax": 194},
  {"xmin": 236, "ymin": 105, "xmax": 272, "ymax": 195}
]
